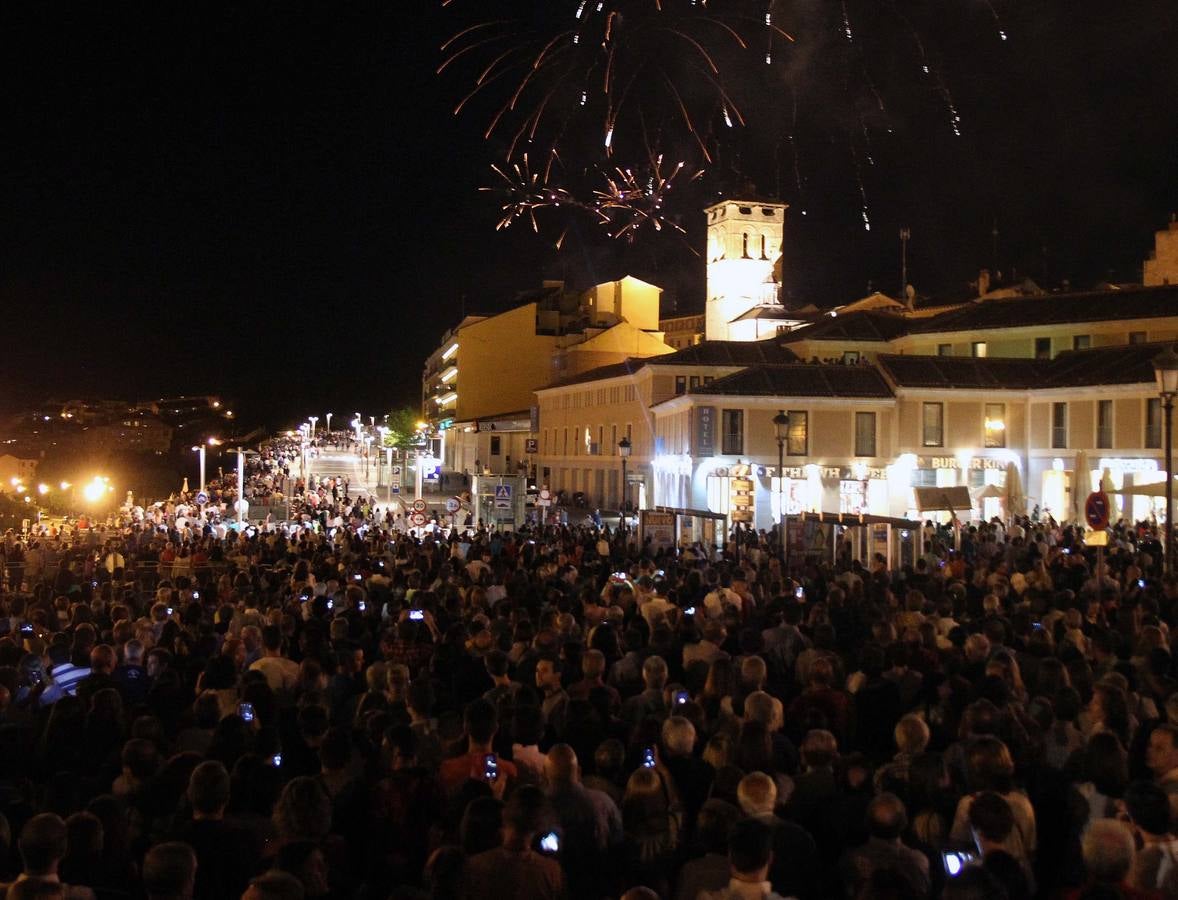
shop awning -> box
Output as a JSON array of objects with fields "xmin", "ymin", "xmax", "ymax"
[
  {"xmin": 653, "ymin": 506, "xmax": 728, "ymax": 521},
  {"xmin": 913, "ymin": 486, "xmax": 973, "ymax": 513}
]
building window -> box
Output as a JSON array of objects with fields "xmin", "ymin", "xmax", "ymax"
[
  {"xmin": 675, "ymin": 375, "xmax": 686, "ymax": 395},
  {"xmin": 971, "ymin": 341, "xmax": 988, "ymax": 358},
  {"xmin": 1097, "ymin": 399, "xmax": 1113, "ymax": 449},
  {"xmin": 1146, "ymin": 398, "xmax": 1162, "ymax": 449},
  {"xmin": 1129, "ymin": 331, "xmax": 1147, "ymax": 345},
  {"xmin": 787, "ymin": 411, "xmax": 808, "ymax": 456},
  {"xmin": 922, "ymin": 402, "xmax": 944, "ymax": 447},
  {"xmin": 1035, "ymin": 337, "xmax": 1051, "ymax": 359},
  {"xmin": 937, "ymin": 344, "xmax": 952, "ymax": 356},
  {"xmin": 855, "ymin": 412, "xmax": 877, "ymax": 457},
  {"xmin": 490, "ymin": 436, "xmax": 501, "ymax": 456},
  {"xmin": 1073, "ymin": 335, "xmax": 1091, "ymax": 350},
  {"xmin": 721, "ymin": 409, "xmax": 744, "ymax": 455},
  {"xmin": 689, "ymin": 375, "xmax": 701, "ymax": 390},
  {"xmin": 1051, "ymin": 402, "xmax": 1068, "ymax": 449},
  {"xmin": 742, "ymin": 233, "xmax": 750, "ymax": 258},
  {"xmin": 984, "ymin": 403, "xmax": 1006, "ymax": 449}
]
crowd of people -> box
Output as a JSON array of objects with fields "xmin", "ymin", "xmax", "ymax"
[{"xmin": 0, "ymin": 501, "xmax": 1175, "ymax": 900}]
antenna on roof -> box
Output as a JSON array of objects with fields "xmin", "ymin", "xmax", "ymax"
[{"xmin": 899, "ymin": 227, "xmax": 911, "ymax": 304}]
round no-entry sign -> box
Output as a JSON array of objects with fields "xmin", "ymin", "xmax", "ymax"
[{"xmin": 1085, "ymin": 490, "xmax": 1111, "ymax": 530}]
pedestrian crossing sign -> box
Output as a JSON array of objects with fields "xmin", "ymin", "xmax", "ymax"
[{"xmin": 494, "ymin": 484, "xmax": 512, "ymax": 509}]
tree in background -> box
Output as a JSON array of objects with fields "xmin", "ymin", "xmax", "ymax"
[{"xmin": 381, "ymin": 407, "xmax": 428, "ymax": 451}]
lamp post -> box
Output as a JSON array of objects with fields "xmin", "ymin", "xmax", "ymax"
[
  {"xmin": 308, "ymin": 416, "xmax": 318, "ymax": 441},
  {"xmin": 1154, "ymin": 345, "xmax": 1178, "ymax": 574},
  {"xmin": 192, "ymin": 445, "xmax": 206, "ymax": 495},
  {"xmin": 773, "ymin": 410, "xmax": 790, "ymax": 572},
  {"xmin": 325, "ymin": 412, "xmax": 332, "ymax": 436},
  {"xmin": 618, "ymin": 435, "xmax": 632, "ymax": 533},
  {"xmin": 236, "ymin": 447, "xmax": 245, "ymax": 529}
]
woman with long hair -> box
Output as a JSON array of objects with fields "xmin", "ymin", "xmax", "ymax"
[
  {"xmin": 620, "ymin": 765, "xmax": 681, "ymax": 895},
  {"xmin": 949, "ymin": 737, "xmax": 1036, "ymax": 866}
]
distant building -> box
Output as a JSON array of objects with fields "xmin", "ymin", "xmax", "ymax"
[
  {"xmin": 660, "ymin": 314, "xmax": 705, "ymax": 349},
  {"xmin": 422, "ymin": 277, "xmax": 676, "ymax": 478},
  {"xmin": 0, "ymin": 454, "xmax": 39, "ymax": 488},
  {"xmin": 1144, "ymin": 216, "xmax": 1178, "ymax": 286}
]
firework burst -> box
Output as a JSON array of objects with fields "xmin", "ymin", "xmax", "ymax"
[{"xmin": 443, "ymin": 1, "xmax": 1011, "ymax": 241}]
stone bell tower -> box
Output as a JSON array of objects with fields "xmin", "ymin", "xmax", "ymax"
[{"xmin": 704, "ymin": 199, "xmax": 788, "ymax": 341}]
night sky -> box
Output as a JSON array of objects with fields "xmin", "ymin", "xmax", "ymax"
[{"xmin": 2, "ymin": 2, "xmax": 1176, "ymax": 429}]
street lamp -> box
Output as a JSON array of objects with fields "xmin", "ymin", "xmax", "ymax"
[
  {"xmin": 773, "ymin": 410, "xmax": 790, "ymax": 571},
  {"xmin": 618, "ymin": 435, "xmax": 632, "ymax": 532},
  {"xmin": 308, "ymin": 416, "xmax": 318, "ymax": 440},
  {"xmin": 236, "ymin": 447, "xmax": 245, "ymax": 528},
  {"xmin": 1154, "ymin": 345, "xmax": 1178, "ymax": 573},
  {"xmin": 325, "ymin": 412, "xmax": 333, "ymax": 435}
]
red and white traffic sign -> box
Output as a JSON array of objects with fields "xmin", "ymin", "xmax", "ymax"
[
  {"xmin": 410, "ymin": 512, "xmax": 428, "ymax": 527},
  {"xmin": 411, "ymin": 499, "xmax": 427, "ymax": 512},
  {"xmin": 1085, "ymin": 490, "xmax": 1110, "ymax": 530}
]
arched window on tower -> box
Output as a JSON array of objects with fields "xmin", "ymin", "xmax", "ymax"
[
  {"xmin": 761, "ymin": 234, "xmax": 768, "ymax": 260},
  {"xmin": 742, "ymin": 232, "xmax": 750, "ymax": 258}
]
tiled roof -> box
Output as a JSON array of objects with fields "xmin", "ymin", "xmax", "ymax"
[
  {"xmin": 780, "ymin": 310, "xmax": 913, "ymax": 344},
  {"xmin": 692, "ymin": 364, "xmax": 894, "ymax": 398},
  {"xmin": 730, "ymin": 305, "xmax": 812, "ymax": 322},
  {"xmin": 910, "ymin": 284, "xmax": 1178, "ymax": 333},
  {"xmin": 879, "ymin": 343, "xmax": 1170, "ymax": 390},
  {"xmin": 540, "ymin": 359, "xmax": 641, "ymax": 390},
  {"xmin": 1044, "ymin": 342, "xmax": 1165, "ymax": 387},
  {"xmin": 646, "ymin": 340, "xmax": 798, "ymax": 366},
  {"xmin": 877, "ymin": 355, "xmax": 1050, "ymax": 390}
]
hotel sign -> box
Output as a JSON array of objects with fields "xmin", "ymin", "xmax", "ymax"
[{"xmin": 694, "ymin": 406, "xmax": 716, "ymax": 457}]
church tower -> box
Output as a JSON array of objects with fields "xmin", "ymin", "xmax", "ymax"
[{"xmin": 704, "ymin": 199, "xmax": 788, "ymax": 341}]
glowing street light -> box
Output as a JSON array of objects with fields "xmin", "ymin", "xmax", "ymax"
[{"xmin": 37, "ymin": 483, "xmax": 49, "ymax": 495}]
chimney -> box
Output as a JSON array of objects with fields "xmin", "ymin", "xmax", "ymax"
[{"xmin": 977, "ymin": 268, "xmax": 991, "ymax": 297}]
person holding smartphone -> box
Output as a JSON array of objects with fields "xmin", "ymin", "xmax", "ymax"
[{"xmin": 438, "ymin": 698, "xmax": 518, "ymax": 796}]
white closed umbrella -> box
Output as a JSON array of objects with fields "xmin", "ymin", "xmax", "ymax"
[
  {"xmin": 1099, "ymin": 467, "xmax": 1115, "ymax": 494},
  {"xmin": 1071, "ymin": 450, "xmax": 1089, "ymax": 524},
  {"xmin": 1004, "ymin": 461, "xmax": 1024, "ymax": 522}
]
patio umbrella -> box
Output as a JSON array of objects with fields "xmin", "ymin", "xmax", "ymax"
[
  {"xmin": 1004, "ymin": 461, "xmax": 1024, "ymax": 521},
  {"xmin": 1071, "ymin": 450, "xmax": 1088, "ymax": 523},
  {"xmin": 1110, "ymin": 477, "xmax": 1176, "ymax": 497},
  {"xmin": 973, "ymin": 483, "xmax": 1005, "ymax": 500},
  {"xmin": 1099, "ymin": 467, "xmax": 1115, "ymax": 494}
]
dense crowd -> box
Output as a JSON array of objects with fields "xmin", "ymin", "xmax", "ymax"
[{"xmin": 0, "ymin": 509, "xmax": 1176, "ymax": 900}]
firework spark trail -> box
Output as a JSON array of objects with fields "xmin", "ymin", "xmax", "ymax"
[
  {"xmin": 886, "ymin": 0, "xmax": 963, "ymax": 137},
  {"xmin": 982, "ymin": 0, "xmax": 1009, "ymax": 41},
  {"xmin": 788, "ymin": 87, "xmax": 805, "ymax": 215},
  {"xmin": 848, "ymin": 140, "xmax": 871, "ymax": 232}
]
